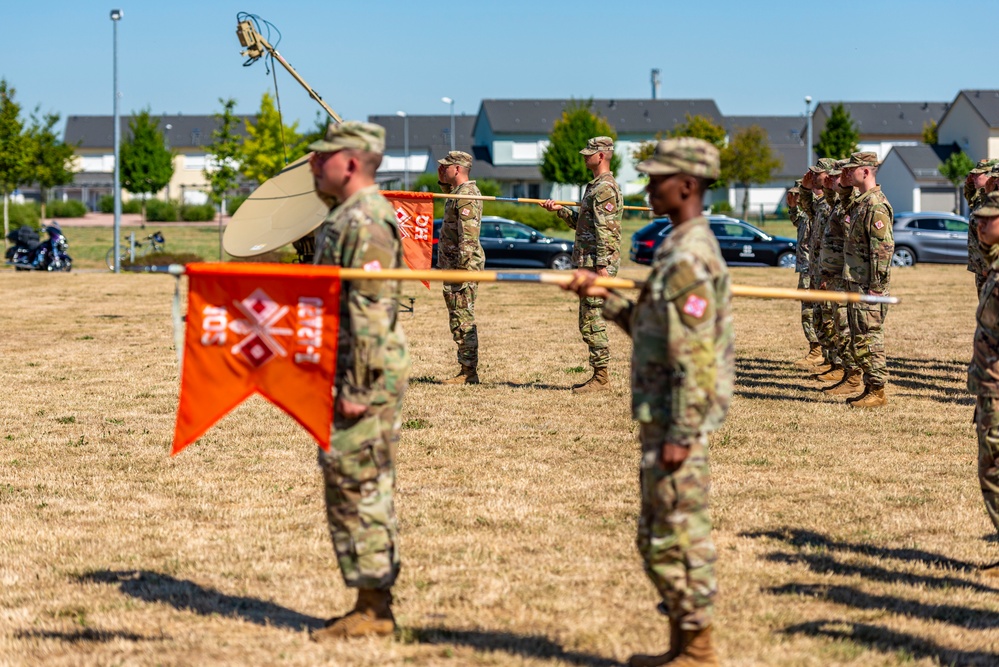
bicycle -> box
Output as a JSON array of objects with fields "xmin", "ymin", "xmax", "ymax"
[{"xmin": 105, "ymin": 231, "xmax": 166, "ymax": 270}]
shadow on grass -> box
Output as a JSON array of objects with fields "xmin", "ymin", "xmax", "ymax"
[
  {"xmin": 782, "ymin": 619, "xmax": 999, "ymax": 666},
  {"xmin": 409, "ymin": 627, "xmax": 621, "ymax": 667},
  {"xmin": 14, "ymin": 628, "xmax": 167, "ymax": 643},
  {"xmin": 768, "ymin": 583, "xmax": 999, "ymax": 629},
  {"xmin": 75, "ymin": 570, "xmax": 324, "ymax": 632}
]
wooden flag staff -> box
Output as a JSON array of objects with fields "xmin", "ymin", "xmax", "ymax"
[{"xmin": 382, "ymin": 190, "xmax": 652, "ymax": 212}]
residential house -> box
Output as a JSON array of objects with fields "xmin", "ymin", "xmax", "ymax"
[
  {"xmin": 369, "ymin": 114, "xmax": 475, "ymax": 188},
  {"xmin": 811, "ymin": 101, "xmax": 949, "ymax": 161},
  {"xmin": 878, "ymin": 144, "xmax": 960, "ymax": 213},
  {"xmin": 937, "ymin": 90, "xmax": 999, "ymax": 162},
  {"xmin": 724, "ymin": 115, "xmax": 806, "ymax": 216}
]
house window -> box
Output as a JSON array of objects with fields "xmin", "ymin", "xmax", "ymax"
[
  {"xmin": 528, "ymin": 183, "xmax": 540, "ymax": 199},
  {"xmin": 184, "ymin": 155, "xmax": 206, "ymax": 171}
]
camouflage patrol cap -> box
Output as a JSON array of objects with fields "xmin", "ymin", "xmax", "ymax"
[
  {"xmin": 974, "ymin": 190, "xmax": 999, "ymax": 217},
  {"xmin": 970, "ymin": 158, "xmax": 999, "ymax": 175},
  {"xmin": 788, "ymin": 185, "xmax": 801, "ymax": 194},
  {"xmin": 809, "ymin": 157, "xmax": 838, "ymax": 173},
  {"xmin": 579, "ymin": 136, "xmax": 615, "ymax": 155},
  {"xmin": 827, "ymin": 158, "xmax": 850, "ymax": 176},
  {"xmin": 437, "ymin": 150, "xmax": 473, "ymax": 168},
  {"xmin": 308, "ymin": 121, "xmax": 385, "ymax": 154},
  {"xmin": 847, "ymin": 151, "xmax": 880, "ymax": 168},
  {"xmin": 636, "ymin": 137, "xmax": 720, "ymax": 179}
]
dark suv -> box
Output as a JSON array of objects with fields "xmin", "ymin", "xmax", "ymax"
[
  {"xmin": 630, "ymin": 215, "xmax": 797, "ymax": 267},
  {"xmin": 432, "ymin": 216, "xmax": 574, "ymax": 269}
]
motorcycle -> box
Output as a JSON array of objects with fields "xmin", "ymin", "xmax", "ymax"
[{"xmin": 5, "ymin": 222, "xmax": 73, "ymax": 272}]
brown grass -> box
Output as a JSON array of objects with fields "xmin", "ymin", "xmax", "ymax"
[{"xmin": 0, "ymin": 263, "xmax": 997, "ymax": 666}]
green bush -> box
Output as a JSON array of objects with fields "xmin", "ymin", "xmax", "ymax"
[
  {"xmin": 180, "ymin": 204, "xmax": 217, "ymax": 222},
  {"xmin": 481, "ymin": 201, "xmax": 566, "ymax": 231},
  {"xmin": 120, "ymin": 251, "xmax": 202, "ymax": 268},
  {"xmin": 5, "ymin": 203, "xmax": 40, "ymax": 231},
  {"xmin": 711, "ymin": 200, "xmax": 733, "ymax": 214},
  {"xmin": 144, "ymin": 199, "xmax": 178, "ymax": 222},
  {"xmin": 227, "ymin": 195, "xmax": 248, "ymax": 216},
  {"xmin": 47, "ymin": 200, "xmax": 88, "ymax": 217},
  {"xmin": 97, "ymin": 196, "xmax": 142, "ymax": 214}
]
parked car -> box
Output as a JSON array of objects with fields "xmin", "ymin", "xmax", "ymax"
[
  {"xmin": 432, "ymin": 216, "xmax": 575, "ymax": 270},
  {"xmin": 891, "ymin": 211, "xmax": 969, "ymax": 266},
  {"xmin": 630, "ymin": 215, "xmax": 797, "ymax": 267}
]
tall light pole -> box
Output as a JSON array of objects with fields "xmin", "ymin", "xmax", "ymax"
[
  {"xmin": 111, "ymin": 8, "xmax": 123, "ymax": 274},
  {"xmin": 805, "ymin": 95, "xmax": 813, "ymax": 171},
  {"xmin": 441, "ymin": 96, "xmax": 455, "ymax": 151},
  {"xmin": 396, "ymin": 111, "xmax": 409, "ymax": 189}
]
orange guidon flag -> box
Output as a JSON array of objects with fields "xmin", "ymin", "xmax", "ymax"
[
  {"xmin": 172, "ymin": 262, "xmax": 341, "ymax": 455},
  {"xmin": 383, "ymin": 190, "xmax": 434, "ymax": 287}
]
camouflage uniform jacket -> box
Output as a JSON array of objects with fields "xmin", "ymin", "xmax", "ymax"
[
  {"xmin": 314, "ymin": 185, "xmax": 408, "ymax": 406},
  {"xmin": 808, "ymin": 193, "xmax": 832, "ymax": 278},
  {"xmin": 969, "ymin": 187, "xmax": 988, "ymax": 278},
  {"xmin": 602, "ymin": 217, "xmax": 734, "ymax": 446},
  {"xmin": 819, "ymin": 189, "xmax": 856, "ymax": 285},
  {"xmin": 793, "ymin": 190, "xmax": 814, "ymax": 273},
  {"xmin": 557, "ymin": 171, "xmax": 622, "ymax": 270},
  {"xmin": 842, "ymin": 185, "xmax": 894, "ymax": 293},
  {"xmin": 969, "ymin": 252, "xmax": 999, "ymax": 396},
  {"xmin": 437, "ymin": 180, "xmax": 485, "ymax": 271}
]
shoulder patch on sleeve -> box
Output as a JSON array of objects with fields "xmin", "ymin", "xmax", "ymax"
[
  {"xmin": 674, "ymin": 283, "xmax": 714, "ymax": 329},
  {"xmin": 871, "ymin": 208, "xmax": 891, "ymax": 240}
]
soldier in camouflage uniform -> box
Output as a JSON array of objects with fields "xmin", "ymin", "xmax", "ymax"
[
  {"xmin": 790, "ymin": 178, "xmax": 822, "ymax": 368},
  {"xmin": 967, "ymin": 191, "xmax": 999, "ymax": 570},
  {"xmin": 807, "ymin": 160, "xmax": 838, "ymax": 377},
  {"xmin": 564, "ymin": 138, "xmax": 732, "ymax": 667},
  {"xmin": 307, "ymin": 121, "xmax": 411, "ymax": 641},
  {"xmin": 966, "ymin": 160, "xmax": 997, "ymax": 296},
  {"xmin": 541, "ymin": 136, "xmax": 623, "ymax": 393},
  {"xmin": 840, "ymin": 152, "xmax": 893, "ymax": 408},
  {"xmin": 436, "ymin": 150, "xmax": 485, "ymax": 384}
]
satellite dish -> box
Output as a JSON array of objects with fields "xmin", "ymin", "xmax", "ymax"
[{"xmin": 223, "ymin": 153, "xmax": 328, "ymax": 257}]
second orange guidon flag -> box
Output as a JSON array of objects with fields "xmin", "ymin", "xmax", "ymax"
[
  {"xmin": 383, "ymin": 190, "xmax": 434, "ymax": 287},
  {"xmin": 173, "ymin": 262, "xmax": 341, "ymax": 455}
]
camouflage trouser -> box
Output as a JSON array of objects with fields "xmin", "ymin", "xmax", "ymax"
[
  {"xmin": 443, "ymin": 282, "xmax": 478, "ymax": 368},
  {"xmin": 797, "ymin": 273, "xmax": 818, "ymax": 344},
  {"xmin": 319, "ymin": 370, "xmax": 408, "ymax": 589},
  {"xmin": 845, "ymin": 281, "xmax": 889, "ymax": 386},
  {"xmin": 637, "ymin": 426, "xmax": 716, "ymax": 631},
  {"xmin": 974, "ymin": 396, "xmax": 999, "ymax": 534},
  {"xmin": 811, "ymin": 271, "xmax": 837, "ymax": 364},
  {"xmin": 820, "ymin": 278, "xmax": 855, "ymax": 371},
  {"xmin": 579, "ymin": 295, "xmax": 609, "ymax": 369}
]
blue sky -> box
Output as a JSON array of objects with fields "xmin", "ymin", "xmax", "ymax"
[{"xmin": 1, "ymin": 1, "xmax": 993, "ymax": 132}]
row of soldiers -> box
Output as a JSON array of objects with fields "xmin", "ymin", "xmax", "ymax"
[{"xmin": 787, "ymin": 153, "xmax": 894, "ymax": 408}]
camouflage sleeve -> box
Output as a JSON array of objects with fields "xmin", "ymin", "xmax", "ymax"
[
  {"xmin": 789, "ymin": 206, "xmax": 800, "ymax": 228},
  {"xmin": 455, "ymin": 196, "xmax": 482, "ymax": 270},
  {"xmin": 337, "ymin": 215, "xmax": 400, "ymax": 406},
  {"xmin": 818, "ymin": 219, "xmax": 843, "ymax": 283},
  {"xmin": 592, "ymin": 182, "xmax": 622, "ymax": 267},
  {"xmin": 868, "ymin": 204, "xmax": 893, "ymax": 293},
  {"xmin": 557, "ymin": 206, "xmax": 579, "ymax": 229},
  {"xmin": 601, "ymin": 290, "xmax": 634, "ymax": 338},
  {"xmin": 661, "ymin": 257, "xmax": 718, "ymax": 446}
]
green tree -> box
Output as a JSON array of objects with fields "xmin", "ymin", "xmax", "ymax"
[
  {"xmin": 204, "ymin": 98, "xmax": 244, "ymax": 261},
  {"xmin": 814, "ymin": 103, "xmax": 860, "ymax": 159},
  {"xmin": 939, "ymin": 150, "xmax": 975, "ymax": 214},
  {"xmin": 631, "ymin": 114, "xmax": 727, "ymax": 166},
  {"xmin": 120, "ymin": 108, "xmax": 174, "ymax": 219},
  {"xmin": 922, "ymin": 119, "xmax": 939, "ymax": 145},
  {"xmin": 241, "ymin": 91, "xmax": 303, "ymax": 184},
  {"xmin": 0, "ymin": 79, "xmax": 32, "ymax": 243},
  {"xmin": 27, "ymin": 109, "xmax": 77, "ymax": 221},
  {"xmin": 540, "ymin": 100, "xmax": 620, "ymax": 187},
  {"xmin": 721, "ymin": 125, "xmax": 783, "ymax": 219}
]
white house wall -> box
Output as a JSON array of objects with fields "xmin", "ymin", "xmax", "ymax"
[
  {"xmin": 939, "ymin": 95, "xmax": 992, "ymax": 160},
  {"xmin": 728, "ymin": 186, "xmax": 787, "ymax": 216},
  {"xmin": 876, "ymin": 152, "xmax": 916, "ymax": 211}
]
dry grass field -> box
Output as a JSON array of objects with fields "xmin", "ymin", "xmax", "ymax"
[{"xmin": 1, "ymin": 262, "xmax": 997, "ymax": 666}]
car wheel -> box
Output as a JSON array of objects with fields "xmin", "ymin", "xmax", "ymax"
[
  {"xmin": 549, "ymin": 253, "xmax": 572, "ymax": 270},
  {"xmin": 892, "ymin": 246, "xmax": 916, "ymax": 267},
  {"xmin": 776, "ymin": 251, "xmax": 796, "ymax": 269}
]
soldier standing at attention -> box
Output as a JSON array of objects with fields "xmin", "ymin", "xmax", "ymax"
[
  {"xmin": 307, "ymin": 121, "xmax": 411, "ymax": 641},
  {"xmin": 806, "ymin": 160, "xmax": 837, "ymax": 378},
  {"xmin": 563, "ymin": 138, "xmax": 732, "ymax": 667},
  {"xmin": 436, "ymin": 150, "xmax": 485, "ymax": 384},
  {"xmin": 540, "ymin": 136, "xmax": 623, "ymax": 393},
  {"xmin": 790, "ymin": 177, "xmax": 822, "ymax": 368},
  {"xmin": 840, "ymin": 152, "xmax": 893, "ymax": 408},
  {"xmin": 967, "ymin": 191, "xmax": 999, "ymax": 571},
  {"xmin": 966, "ymin": 160, "xmax": 997, "ymax": 296}
]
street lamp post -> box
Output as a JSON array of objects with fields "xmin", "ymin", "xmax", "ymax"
[
  {"xmin": 805, "ymin": 95, "xmax": 813, "ymax": 170},
  {"xmin": 111, "ymin": 8, "xmax": 123, "ymax": 274},
  {"xmin": 396, "ymin": 111, "xmax": 409, "ymax": 189},
  {"xmin": 441, "ymin": 96, "xmax": 455, "ymax": 152}
]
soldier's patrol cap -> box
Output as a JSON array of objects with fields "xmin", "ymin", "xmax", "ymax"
[
  {"xmin": 970, "ymin": 158, "xmax": 999, "ymax": 175},
  {"xmin": 437, "ymin": 150, "xmax": 473, "ymax": 168},
  {"xmin": 974, "ymin": 190, "xmax": 999, "ymax": 217},
  {"xmin": 636, "ymin": 137, "xmax": 721, "ymax": 180},
  {"xmin": 308, "ymin": 121, "xmax": 385, "ymax": 154},
  {"xmin": 579, "ymin": 136, "xmax": 615, "ymax": 155},
  {"xmin": 826, "ymin": 158, "xmax": 850, "ymax": 176},
  {"xmin": 788, "ymin": 185, "xmax": 801, "ymax": 194},
  {"xmin": 809, "ymin": 157, "xmax": 838, "ymax": 173},
  {"xmin": 846, "ymin": 151, "xmax": 880, "ymax": 168}
]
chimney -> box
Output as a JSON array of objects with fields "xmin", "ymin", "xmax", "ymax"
[{"xmin": 651, "ymin": 69, "xmax": 661, "ymax": 100}]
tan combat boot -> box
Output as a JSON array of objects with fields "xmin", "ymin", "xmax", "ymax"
[
  {"xmin": 628, "ymin": 619, "xmax": 682, "ymax": 667},
  {"xmin": 660, "ymin": 626, "xmax": 720, "ymax": 667},
  {"xmin": 311, "ymin": 588, "xmax": 395, "ymax": 642},
  {"xmin": 813, "ymin": 363, "xmax": 844, "ymax": 383},
  {"xmin": 823, "ymin": 370, "xmax": 863, "ymax": 396},
  {"xmin": 572, "ymin": 367, "xmax": 609, "ymax": 394},
  {"xmin": 849, "ymin": 384, "xmax": 887, "ymax": 408},
  {"xmin": 793, "ymin": 343, "xmax": 824, "ymax": 369},
  {"xmin": 443, "ymin": 364, "xmax": 478, "ymax": 385}
]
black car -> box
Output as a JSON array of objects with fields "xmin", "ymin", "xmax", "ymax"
[
  {"xmin": 432, "ymin": 216, "xmax": 574, "ymax": 270},
  {"xmin": 629, "ymin": 215, "xmax": 797, "ymax": 268}
]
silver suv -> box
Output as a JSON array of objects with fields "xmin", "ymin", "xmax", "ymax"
[{"xmin": 891, "ymin": 211, "xmax": 969, "ymax": 266}]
